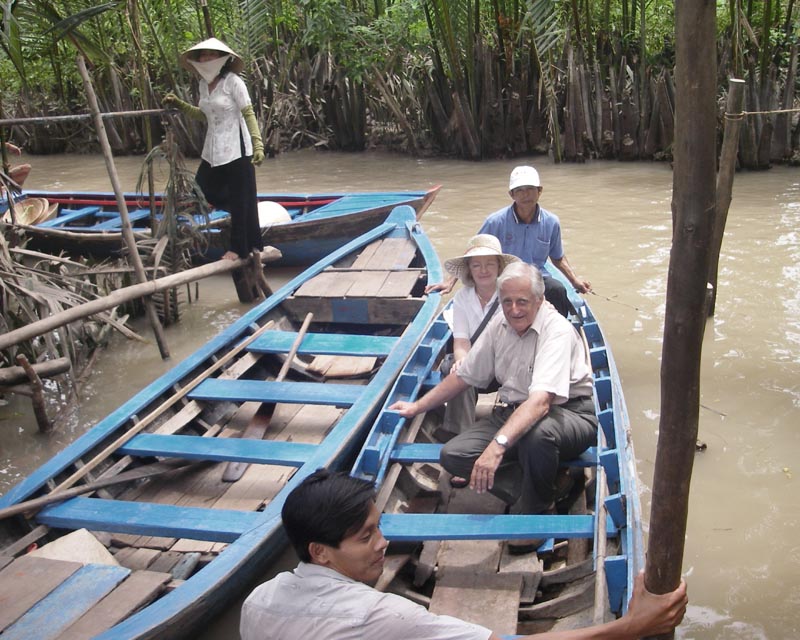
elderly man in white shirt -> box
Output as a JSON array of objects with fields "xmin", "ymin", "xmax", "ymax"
[{"xmin": 392, "ymin": 262, "xmax": 597, "ymax": 552}]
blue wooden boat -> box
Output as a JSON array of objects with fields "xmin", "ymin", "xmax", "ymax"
[
  {"xmin": 0, "ymin": 206, "xmax": 443, "ymax": 639},
  {"xmin": 5, "ymin": 186, "xmax": 440, "ymax": 265},
  {"xmin": 350, "ymin": 281, "xmax": 644, "ymax": 634}
]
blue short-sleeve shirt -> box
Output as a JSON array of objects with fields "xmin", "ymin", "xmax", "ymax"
[{"xmin": 478, "ymin": 204, "xmax": 563, "ymax": 275}]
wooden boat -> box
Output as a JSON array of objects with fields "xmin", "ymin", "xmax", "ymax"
[
  {"xmin": 0, "ymin": 205, "xmax": 443, "ymax": 639},
  {"xmin": 350, "ymin": 283, "xmax": 645, "ymax": 635},
  {"xmin": 4, "ymin": 186, "xmax": 440, "ymax": 265}
]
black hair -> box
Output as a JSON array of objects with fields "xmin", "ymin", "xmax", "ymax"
[{"xmin": 281, "ymin": 469, "xmax": 376, "ymax": 563}]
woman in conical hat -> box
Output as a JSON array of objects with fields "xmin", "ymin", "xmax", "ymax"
[
  {"xmin": 164, "ymin": 37, "xmax": 264, "ymax": 261},
  {"xmin": 438, "ymin": 234, "xmax": 519, "ymax": 486}
]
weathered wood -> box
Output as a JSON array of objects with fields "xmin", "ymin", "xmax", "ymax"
[
  {"xmin": 0, "ymin": 108, "xmax": 168, "ymax": 127},
  {"xmin": 56, "ymin": 570, "xmax": 171, "ymax": 640},
  {"xmin": 708, "ymin": 78, "xmax": 745, "ymax": 316},
  {"xmin": 0, "ymin": 555, "xmax": 82, "ymax": 632},
  {"xmin": 0, "ymin": 357, "xmax": 70, "ymax": 386},
  {"xmin": 15, "ymin": 354, "xmax": 51, "ymax": 433},
  {"xmin": 647, "ymin": 3, "xmax": 717, "ymax": 635},
  {"xmin": 0, "ymin": 248, "xmax": 280, "ymax": 352}
]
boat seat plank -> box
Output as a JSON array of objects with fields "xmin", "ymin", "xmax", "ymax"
[
  {"xmin": 355, "ymin": 238, "xmax": 417, "ymax": 270},
  {"xmin": 37, "ymin": 497, "xmax": 260, "ymax": 543},
  {"xmin": 344, "ymin": 270, "xmax": 390, "ymax": 297},
  {"xmin": 0, "ymin": 555, "xmax": 83, "ymax": 632},
  {"xmin": 249, "ymin": 330, "xmax": 398, "ymax": 357},
  {"xmin": 379, "ymin": 513, "xmax": 616, "ymax": 541},
  {"xmin": 294, "ymin": 271, "xmax": 356, "ymax": 298},
  {"xmin": 119, "ymin": 433, "xmax": 316, "ymax": 467},
  {"xmin": 1, "ymin": 563, "xmax": 131, "ymax": 640},
  {"xmin": 36, "ymin": 206, "xmax": 101, "ymax": 228},
  {"xmin": 91, "ymin": 209, "xmax": 151, "ymax": 230},
  {"xmin": 349, "ymin": 239, "xmax": 383, "ymax": 268},
  {"xmin": 189, "ymin": 379, "xmax": 363, "ymax": 407},
  {"xmin": 57, "ymin": 570, "xmax": 172, "ymax": 640},
  {"xmin": 391, "ymin": 443, "xmax": 598, "ymax": 468},
  {"xmin": 283, "ymin": 297, "xmax": 423, "ymax": 326},
  {"xmin": 379, "ymin": 270, "xmax": 421, "ymax": 296}
]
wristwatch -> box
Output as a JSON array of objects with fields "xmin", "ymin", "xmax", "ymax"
[{"xmin": 493, "ymin": 434, "xmax": 509, "ymax": 449}]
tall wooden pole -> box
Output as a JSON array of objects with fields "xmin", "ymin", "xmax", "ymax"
[
  {"xmin": 76, "ymin": 55, "xmax": 171, "ymax": 360},
  {"xmin": 707, "ymin": 78, "xmax": 745, "ymax": 316},
  {"xmin": 645, "ymin": 2, "xmax": 717, "ymax": 638}
]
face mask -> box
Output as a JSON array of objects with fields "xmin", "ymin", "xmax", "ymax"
[{"xmin": 188, "ymin": 55, "xmax": 230, "ymax": 84}]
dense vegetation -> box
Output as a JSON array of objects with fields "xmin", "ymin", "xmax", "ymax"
[{"xmin": 1, "ymin": 0, "xmax": 798, "ymax": 166}]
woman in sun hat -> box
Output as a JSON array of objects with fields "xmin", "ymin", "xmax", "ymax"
[
  {"xmin": 163, "ymin": 37, "xmax": 264, "ymax": 261},
  {"xmin": 438, "ymin": 234, "xmax": 519, "ymax": 485}
]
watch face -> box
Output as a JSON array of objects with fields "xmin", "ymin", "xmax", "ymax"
[{"xmin": 495, "ymin": 434, "xmax": 508, "ymax": 446}]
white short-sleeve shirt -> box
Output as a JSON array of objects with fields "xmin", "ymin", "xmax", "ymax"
[
  {"xmin": 198, "ymin": 73, "xmax": 252, "ymax": 166},
  {"xmin": 451, "ymin": 286, "xmax": 498, "ymax": 341},
  {"xmin": 240, "ymin": 562, "xmax": 492, "ymax": 640}
]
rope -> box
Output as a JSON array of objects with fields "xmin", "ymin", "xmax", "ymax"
[{"xmin": 726, "ymin": 107, "xmax": 800, "ymax": 119}]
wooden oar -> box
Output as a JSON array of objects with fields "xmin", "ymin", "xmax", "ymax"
[
  {"xmin": 49, "ymin": 320, "xmax": 276, "ymax": 495},
  {"xmin": 0, "ymin": 461, "xmax": 196, "ymax": 521},
  {"xmin": 222, "ymin": 312, "xmax": 314, "ymax": 482}
]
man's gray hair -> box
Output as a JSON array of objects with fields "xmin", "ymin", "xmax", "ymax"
[{"xmin": 496, "ymin": 262, "xmax": 545, "ymax": 299}]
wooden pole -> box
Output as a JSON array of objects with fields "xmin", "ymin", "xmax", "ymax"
[
  {"xmin": 645, "ymin": 2, "xmax": 717, "ymax": 637},
  {"xmin": 0, "ymin": 109, "xmax": 168, "ymax": 127},
  {"xmin": 0, "ymin": 247, "xmax": 280, "ymax": 352},
  {"xmin": 707, "ymin": 78, "xmax": 746, "ymax": 316},
  {"xmin": 76, "ymin": 55, "xmax": 171, "ymax": 359}
]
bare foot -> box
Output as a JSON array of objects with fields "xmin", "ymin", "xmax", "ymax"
[{"xmin": 222, "ymin": 251, "xmax": 239, "ymax": 261}]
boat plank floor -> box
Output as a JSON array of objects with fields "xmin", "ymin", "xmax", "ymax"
[
  {"xmin": 57, "ymin": 570, "xmax": 172, "ymax": 640},
  {"xmin": 0, "ymin": 555, "xmax": 83, "ymax": 632}
]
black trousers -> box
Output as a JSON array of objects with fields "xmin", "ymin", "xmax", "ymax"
[{"xmin": 196, "ymin": 145, "xmax": 263, "ymax": 258}]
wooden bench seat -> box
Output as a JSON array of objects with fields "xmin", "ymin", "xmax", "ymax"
[
  {"xmin": 37, "ymin": 206, "xmax": 101, "ymax": 228},
  {"xmin": 379, "ymin": 513, "xmax": 617, "ymax": 542},
  {"xmin": 91, "ymin": 208, "xmax": 151, "ymax": 230},
  {"xmin": 189, "ymin": 378, "xmax": 364, "ymax": 407},
  {"xmin": 249, "ymin": 330, "xmax": 398, "ymax": 357},
  {"xmin": 119, "ymin": 433, "xmax": 316, "ymax": 467},
  {"xmin": 390, "ymin": 443, "xmax": 599, "ymax": 468},
  {"xmin": 38, "ymin": 497, "xmax": 261, "ymax": 543}
]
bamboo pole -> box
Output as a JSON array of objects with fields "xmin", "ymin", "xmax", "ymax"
[
  {"xmin": 0, "ymin": 109, "xmax": 168, "ymax": 127},
  {"xmin": 76, "ymin": 54, "xmax": 171, "ymax": 360},
  {"xmin": 0, "ymin": 248, "xmax": 280, "ymax": 352},
  {"xmin": 645, "ymin": 2, "xmax": 718, "ymax": 638},
  {"xmin": 707, "ymin": 78, "xmax": 745, "ymax": 316}
]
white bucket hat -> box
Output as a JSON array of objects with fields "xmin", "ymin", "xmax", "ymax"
[
  {"xmin": 180, "ymin": 37, "xmax": 244, "ymax": 74},
  {"xmin": 509, "ymin": 165, "xmax": 541, "ymax": 191},
  {"xmin": 444, "ymin": 234, "xmax": 520, "ymax": 283}
]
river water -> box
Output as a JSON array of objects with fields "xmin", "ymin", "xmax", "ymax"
[{"xmin": 1, "ymin": 150, "xmax": 798, "ymax": 639}]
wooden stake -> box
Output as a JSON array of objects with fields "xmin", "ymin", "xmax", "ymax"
[{"xmin": 75, "ymin": 54, "xmax": 171, "ymax": 360}]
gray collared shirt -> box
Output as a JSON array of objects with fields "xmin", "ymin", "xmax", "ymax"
[
  {"xmin": 240, "ymin": 562, "xmax": 491, "ymax": 640},
  {"xmin": 458, "ymin": 302, "xmax": 593, "ymax": 405}
]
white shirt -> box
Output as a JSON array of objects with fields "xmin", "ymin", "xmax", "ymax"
[
  {"xmin": 240, "ymin": 562, "xmax": 492, "ymax": 640},
  {"xmin": 198, "ymin": 73, "xmax": 252, "ymax": 166},
  {"xmin": 458, "ymin": 302, "xmax": 593, "ymax": 404},
  {"xmin": 451, "ymin": 286, "xmax": 498, "ymax": 341}
]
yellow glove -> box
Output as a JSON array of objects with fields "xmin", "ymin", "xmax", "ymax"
[
  {"xmin": 163, "ymin": 92, "xmax": 205, "ymax": 121},
  {"xmin": 242, "ymin": 105, "xmax": 264, "ymax": 165}
]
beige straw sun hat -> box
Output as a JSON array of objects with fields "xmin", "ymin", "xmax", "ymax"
[{"xmin": 444, "ymin": 234, "xmax": 520, "ymax": 283}]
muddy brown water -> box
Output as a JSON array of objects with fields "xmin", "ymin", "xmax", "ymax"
[{"xmin": 1, "ymin": 149, "xmax": 798, "ymax": 639}]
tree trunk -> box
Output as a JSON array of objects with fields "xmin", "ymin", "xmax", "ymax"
[{"xmin": 645, "ymin": 6, "xmax": 718, "ymax": 640}]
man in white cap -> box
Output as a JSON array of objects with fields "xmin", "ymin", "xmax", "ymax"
[
  {"xmin": 428, "ymin": 165, "xmax": 590, "ymax": 317},
  {"xmin": 479, "ymin": 165, "xmax": 591, "ymax": 316}
]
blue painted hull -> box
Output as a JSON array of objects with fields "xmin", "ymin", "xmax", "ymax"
[{"xmin": 0, "ymin": 206, "xmax": 443, "ymax": 639}]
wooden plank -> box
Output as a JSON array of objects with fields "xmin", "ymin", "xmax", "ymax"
[
  {"xmin": 294, "ymin": 271, "xmax": 356, "ymax": 298},
  {"xmin": 349, "ymin": 240, "xmax": 382, "ymax": 268},
  {"xmin": 189, "ymin": 379, "xmax": 364, "ymax": 407},
  {"xmin": 249, "ymin": 331, "xmax": 398, "ymax": 357},
  {"xmin": 378, "ymin": 270, "xmax": 422, "ymax": 297},
  {"xmin": 57, "ymin": 570, "xmax": 172, "ymax": 640},
  {"xmin": 114, "ymin": 547, "xmax": 161, "ymax": 570},
  {"xmin": 282, "ymin": 297, "xmax": 423, "ymax": 325},
  {"xmin": 0, "ymin": 555, "xmax": 82, "ymax": 632},
  {"xmin": 37, "ymin": 497, "xmax": 260, "ymax": 542},
  {"xmin": 346, "ymin": 271, "xmax": 390, "ymax": 297},
  {"xmin": 430, "ymin": 571, "xmax": 522, "ymax": 635},
  {"xmin": 1, "ymin": 563, "xmax": 130, "ymax": 640},
  {"xmin": 358, "ymin": 238, "xmax": 417, "ymax": 269}
]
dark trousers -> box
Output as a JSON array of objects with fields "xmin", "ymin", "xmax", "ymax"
[
  {"xmin": 440, "ymin": 396, "xmax": 597, "ymax": 514},
  {"xmin": 544, "ymin": 276, "xmax": 575, "ymax": 317},
  {"xmin": 196, "ymin": 143, "xmax": 263, "ymax": 258}
]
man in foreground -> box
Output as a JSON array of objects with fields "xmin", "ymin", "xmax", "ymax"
[
  {"xmin": 394, "ymin": 262, "xmax": 596, "ymax": 541},
  {"xmin": 240, "ymin": 469, "xmax": 688, "ymax": 639}
]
